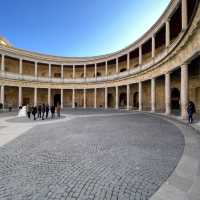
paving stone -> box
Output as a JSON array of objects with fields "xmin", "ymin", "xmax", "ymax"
[{"xmin": 0, "ymin": 112, "xmax": 185, "ymax": 200}]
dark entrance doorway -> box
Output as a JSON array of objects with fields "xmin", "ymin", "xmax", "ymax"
[
  {"xmin": 54, "ymin": 94, "xmax": 61, "ymax": 106},
  {"xmin": 119, "ymin": 93, "xmax": 127, "ymax": 107},
  {"xmin": 133, "ymin": 92, "xmax": 139, "ymax": 108},
  {"xmin": 108, "ymin": 93, "xmax": 113, "ymax": 108},
  {"xmin": 171, "ymin": 88, "xmax": 180, "ymax": 110}
]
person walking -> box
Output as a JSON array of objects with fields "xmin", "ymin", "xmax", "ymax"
[
  {"xmin": 41, "ymin": 104, "xmax": 46, "ymax": 120},
  {"xmin": 26, "ymin": 104, "xmax": 31, "ymax": 119},
  {"xmin": 45, "ymin": 104, "xmax": 49, "ymax": 119},
  {"xmin": 51, "ymin": 105, "xmax": 55, "ymax": 119},
  {"xmin": 32, "ymin": 106, "xmax": 37, "ymax": 120},
  {"xmin": 187, "ymin": 101, "xmax": 196, "ymax": 124},
  {"xmin": 37, "ymin": 105, "xmax": 42, "ymax": 118},
  {"xmin": 56, "ymin": 103, "xmax": 61, "ymax": 118}
]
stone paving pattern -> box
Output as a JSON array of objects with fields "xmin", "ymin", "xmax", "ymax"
[{"xmin": 0, "ymin": 113, "xmax": 185, "ymax": 200}]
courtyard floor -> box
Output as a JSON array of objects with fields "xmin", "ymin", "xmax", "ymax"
[{"xmin": 0, "ymin": 110, "xmax": 199, "ymax": 200}]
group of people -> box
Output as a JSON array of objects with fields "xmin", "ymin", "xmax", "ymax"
[{"xmin": 26, "ymin": 103, "xmax": 61, "ymax": 120}]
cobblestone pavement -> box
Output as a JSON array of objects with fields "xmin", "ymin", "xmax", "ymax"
[{"xmin": 0, "ymin": 113, "xmax": 185, "ymax": 200}]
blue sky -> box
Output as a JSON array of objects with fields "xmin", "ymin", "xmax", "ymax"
[{"xmin": 0, "ymin": 0, "xmax": 170, "ymax": 57}]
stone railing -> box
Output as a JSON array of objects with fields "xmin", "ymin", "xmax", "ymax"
[{"xmin": 0, "ymin": 31, "xmax": 186, "ymax": 84}]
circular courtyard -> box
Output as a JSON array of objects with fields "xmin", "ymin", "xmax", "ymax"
[{"xmin": 0, "ymin": 111, "xmax": 185, "ymax": 200}]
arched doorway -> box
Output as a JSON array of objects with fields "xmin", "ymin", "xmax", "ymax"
[
  {"xmin": 133, "ymin": 92, "xmax": 139, "ymax": 108},
  {"xmin": 54, "ymin": 94, "xmax": 61, "ymax": 106},
  {"xmin": 171, "ymin": 88, "xmax": 180, "ymax": 110},
  {"xmin": 119, "ymin": 93, "xmax": 127, "ymax": 107},
  {"xmin": 108, "ymin": 93, "xmax": 113, "ymax": 108}
]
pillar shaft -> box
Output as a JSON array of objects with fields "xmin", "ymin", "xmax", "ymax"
[
  {"xmin": 48, "ymin": 64, "xmax": 51, "ymax": 78},
  {"xmin": 166, "ymin": 20, "xmax": 170, "ymax": 47},
  {"xmin": 95, "ymin": 64, "xmax": 97, "ymax": 78},
  {"xmin": 139, "ymin": 82, "xmax": 142, "ymax": 111},
  {"xmin": 181, "ymin": 64, "xmax": 188, "ymax": 119},
  {"xmin": 105, "ymin": 87, "xmax": 108, "ymax": 109},
  {"xmin": 19, "ymin": 59, "xmax": 23, "ymax": 75},
  {"xmin": 94, "ymin": 88, "xmax": 97, "ymax": 109},
  {"xmin": 34, "ymin": 88, "xmax": 37, "ymax": 107},
  {"xmin": 116, "ymin": 58, "xmax": 119, "ymax": 73},
  {"xmin": 127, "ymin": 85, "xmax": 130, "ymax": 110},
  {"xmin": 105, "ymin": 62, "xmax": 108, "ymax": 76},
  {"xmin": 0, "ymin": 85, "xmax": 4, "ymax": 107},
  {"xmin": 165, "ymin": 73, "xmax": 171, "ymax": 115},
  {"xmin": 151, "ymin": 78, "xmax": 156, "ymax": 112},
  {"xmin": 84, "ymin": 65, "xmax": 86, "ymax": 79},
  {"xmin": 73, "ymin": 65, "xmax": 75, "ymax": 79},
  {"xmin": 35, "ymin": 62, "xmax": 38, "ymax": 77},
  {"xmin": 127, "ymin": 53, "xmax": 130, "ymax": 70},
  {"xmin": 1, "ymin": 55, "xmax": 4, "ymax": 71},
  {"xmin": 18, "ymin": 87, "xmax": 22, "ymax": 107},
  {"xmin": 61, "ymin": 65, "xmax": 64, "ymax": 79},
  {"xmin": 182, "ymin": 0, "xmax": 188, "ymax": 30},
  {"xmin": 152, "ymin": 35, "xmax": 155, "ymax": 58},
  {"xmin": 139, "ymin": 46, "xmax": 142, "ymax": 65},
  {"xmin": 83, "ymin": 89, "xmax": 86, "ymax": 109},
  {"xmin": 48, "ymin": 88, "xmax": 51, "ymax": 106},
  {"xmin": 72, "ymin": 89, "xmax": 75, "ymax": 108},
  {"xmin": 115, "ymin": 86, "xmax": 119, "ymax": 109},
  {"xmin": 61, "ymin": 89, "xmax": 63, "ymax": 109}
]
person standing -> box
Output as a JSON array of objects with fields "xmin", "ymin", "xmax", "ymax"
[
  {"xmin": 41, "ymin": 104, "xmax": 46, "ymax": 120},
  {"xmin": 32, "ymin": 106, "xmax": 37, "ymax": 120},
  {"xmin": 38, "ymin": 105, "xmax": 42, "ymax": 118},
  {"xmin": 187, "ymin": 101, "xmax": 196, "ymax": 124},
  {"xmin": 45, "ymin": 104, "xmax": 49, "ymax": 119},
  {"xmin": 26, "ymin": 104, "xmax": 31, "ymax": 119},
  {"xmin": 51, "ymin": 105, "xmax": 55, "ymax": 119},
  {"xmin": 56, "ymin": 103, "xmax": 61, "ymax": 118}
]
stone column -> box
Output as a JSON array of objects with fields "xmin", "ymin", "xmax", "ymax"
[
  {"xmin": 139, "ymin": 81, "xmax": 142, "ymax": 111},
  {"xmin": 72, "ymin": 89, "xmax": 75, "ymax": 108},
  {"xmin": 139, "ymin": 46, "xmax": 142, "ymax": 65},
  {"xmin": 0, "ymin": 85, "xmax": 4, "ymax": 108},
  {"xmin": 182, "ymin": 0, "xmax": 188, "ymax": 30},
  {"xmin": 127, "ymin": 53, "xmax": 130, "ymax": 70},
  {"xmin": 115, "ymin": 86, "xmax": 119, "ymax": 109},
  {"xmin": 165, "ymin": 73, "xmax": 171, "ymax": 115},
  {"xmin": 116, "ymin": 58, "xmax": 119, "ymax": 73},
  {"xmin": 48, "ymin": 64, "xmax": 51, "ymax": 78},
  {"xmin": 181, "ymin": 64, "xmax": 188, "ymax": 119},
  {"xmin": 105, "ymin": 87, "xmax": 108, "ymax": 109},
  {"xmin": 84, "ymin": 64, "xmax": 86, "ymax": 79},
  {"xmin": 61, "ymin": 65, "xmax": 64, "ymax": 79},
  {"xmin": 95, "ymin": 64, "xmax": 97, "ymax": 78},
  {"xmin": 83, "ymin": 89, "xmax": 86, "ymax": 109},
  {"xmin": 48, "ymin": 88, "xmax": 51, "ymax": 106},
  {"xmin": 105, "ymin": 61, "xmax": 108, "ymax": 76},
  {"xmin": 166, "ymin": 20, "xmax": 170, "ymax": 47},
  {"xmin": 1, "ymin": 54, "xmax": 5, "ymax": 71},
  {"xmin": 61, "ymin": 89, "xmax": 63, "ymax": 109},
  {"xmin": 35, "ymin": 62, "xmax": 38, "ymax": 77},
  {"xmin": 94, "ymin": 88, "xmax": 97, "ymax": 109},
  {"xmin": 19, "ymin": 59, "xmax": 23, "ymax": 75},
  {"xmin": 152, "ymin": 35, "xmax": 155, "ymax": 58},
  {"xmin": 127, "ymin": 84, "xmax": 130, "ymax": 110},
  {"xmin": 151, "ymin": 78, "xmax": 156, "ymax": 112},
  {"xmin": 18, "ymin": 87, "xmax": 22, "ymax": 107},
  {"xmin": 34, "ymin": 87, "xmax": 37, "ymax": 106},
  {"xmin": 73, "ymin": 65, "xmax": 75, "ymax": 79}
]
